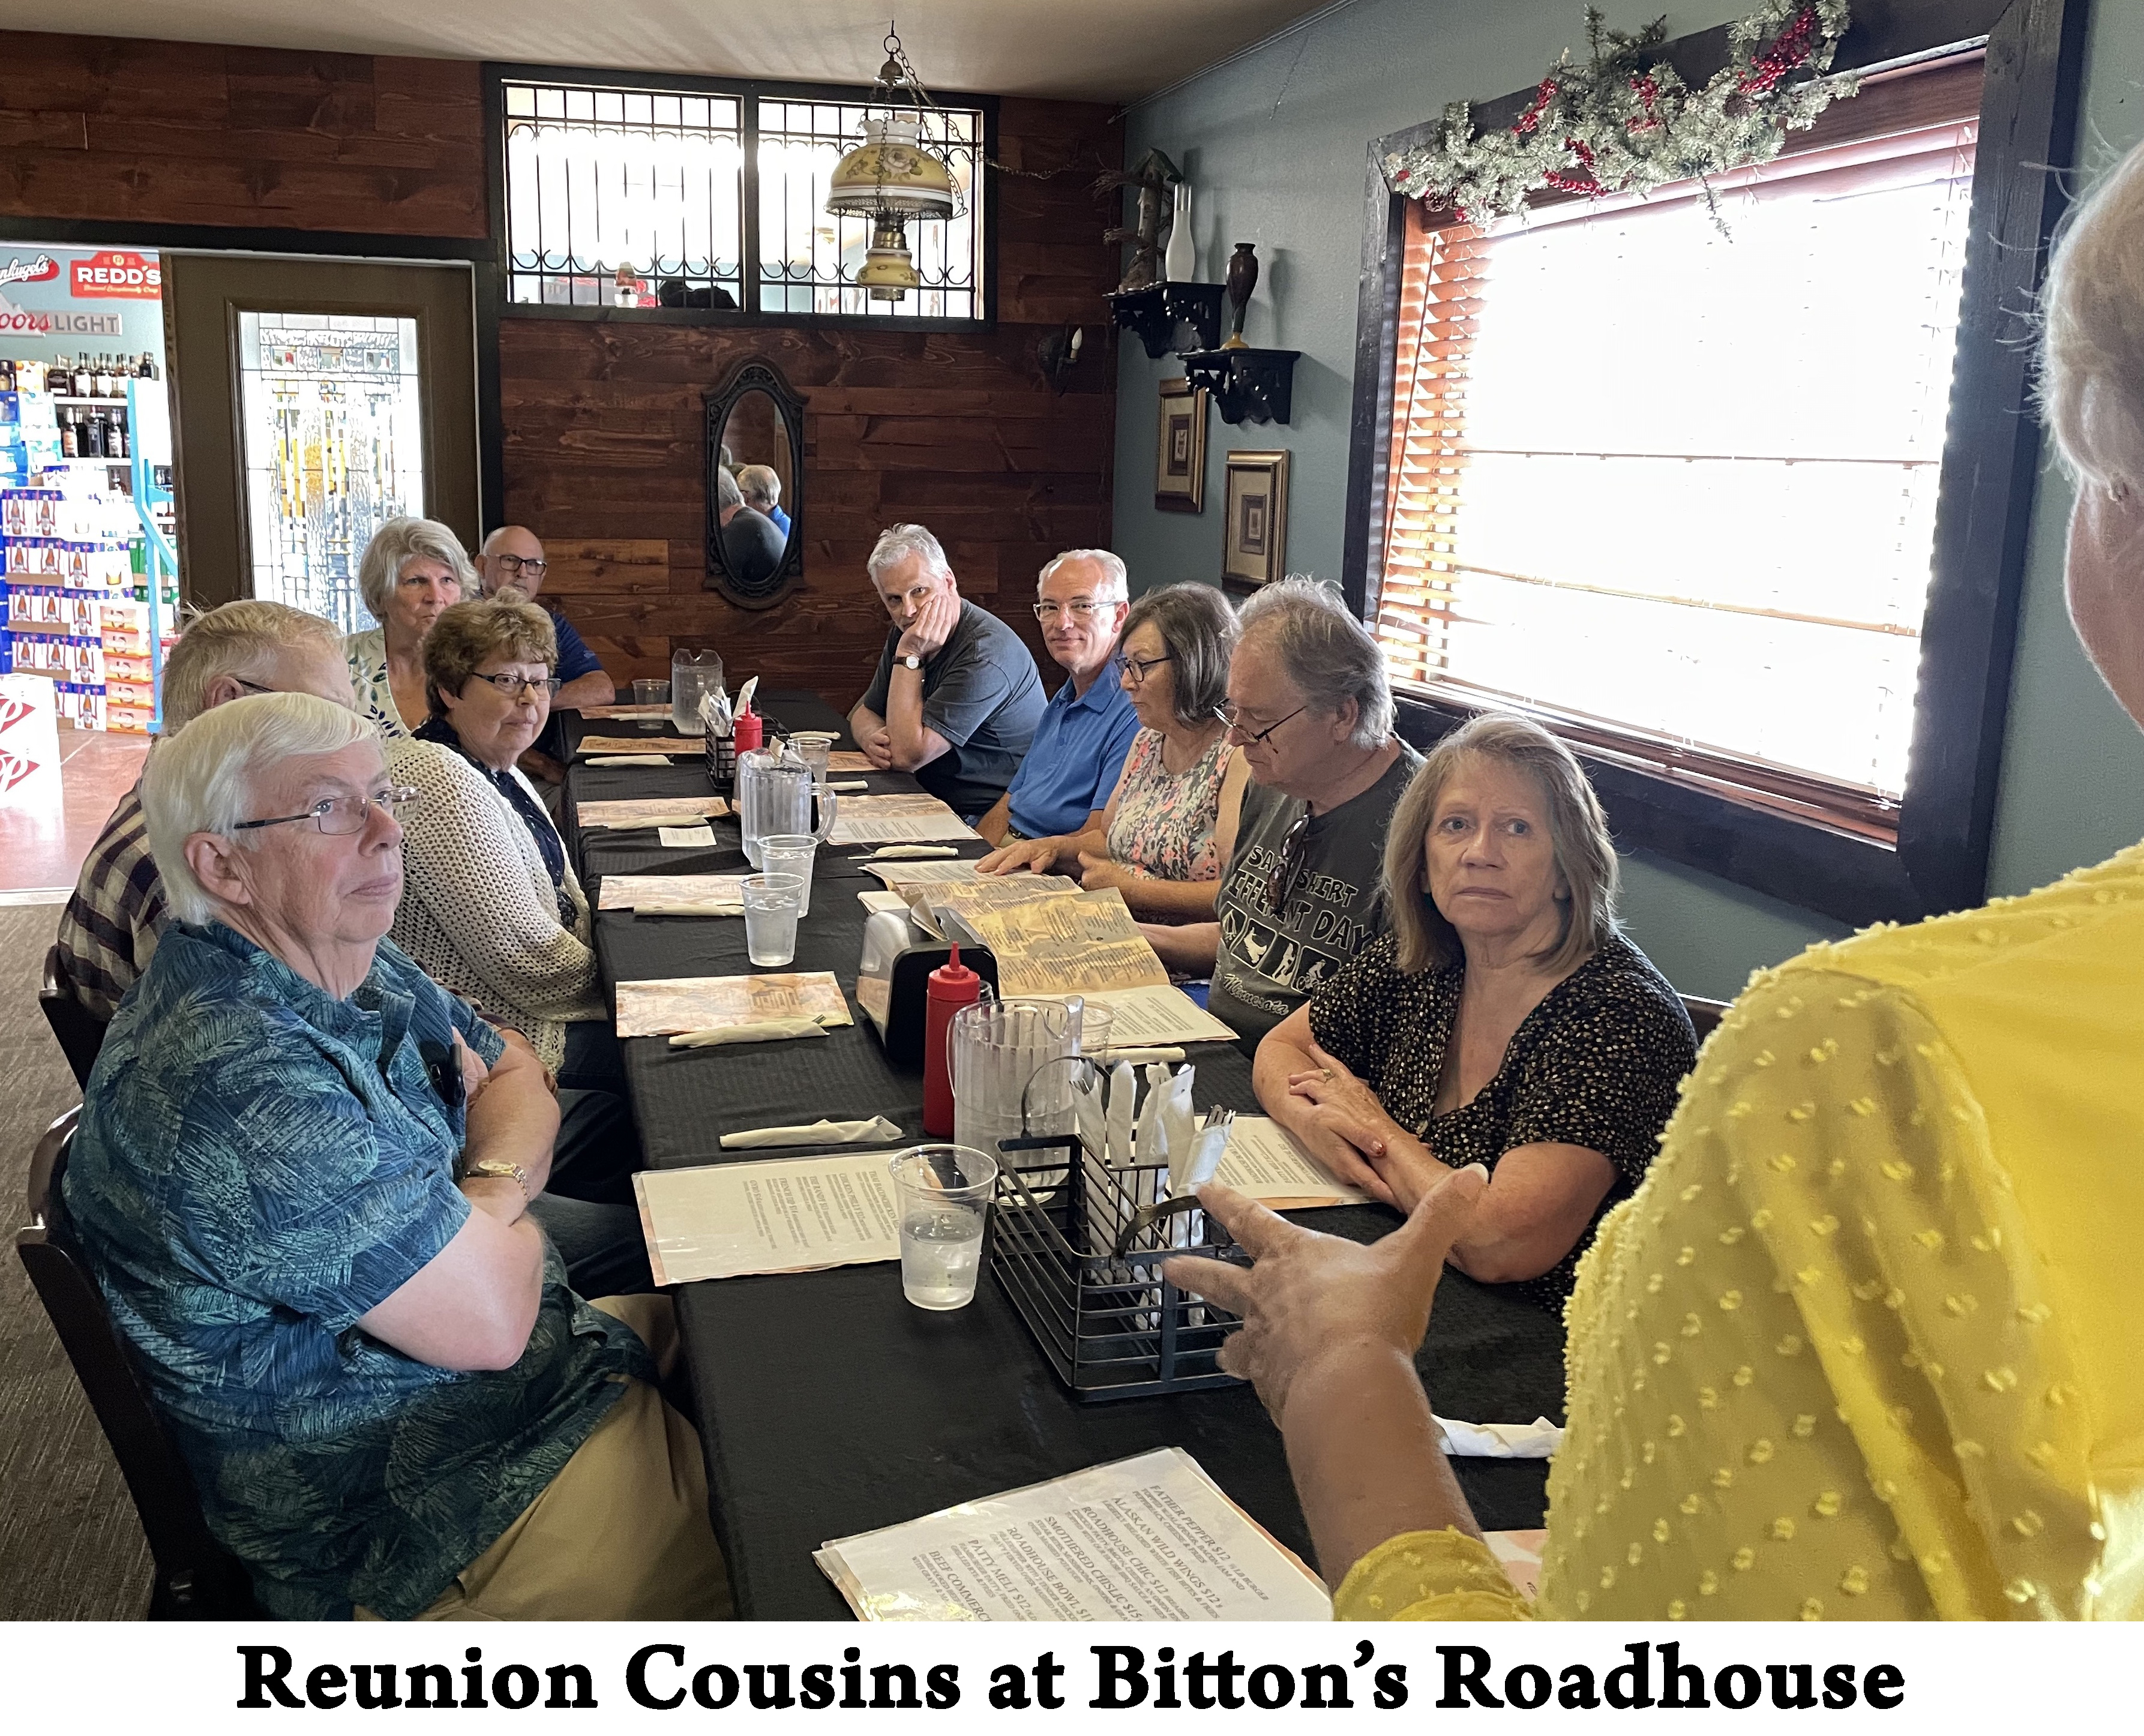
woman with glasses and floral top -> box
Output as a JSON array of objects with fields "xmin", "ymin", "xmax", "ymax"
[
  {"xmin": 1252, "ymin": 712, "xmax": 1695, "ymax": 1311},
  {"xmin": 980, "ymin": 583, "xmax": 1252, "ymax": 923},
  {"xmin": 384, "ymin": 598, "xmax": 613, "ymax": 1095}
]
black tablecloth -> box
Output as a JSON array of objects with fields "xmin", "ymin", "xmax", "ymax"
[{"xmin": 562, "ymin": 699, "xmax": 1566, "ymax": 1618}]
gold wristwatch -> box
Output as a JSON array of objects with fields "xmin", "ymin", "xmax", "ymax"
[{"xmin": 462, "ymin": 1158, "xmax": 531, "ymax": 1203}]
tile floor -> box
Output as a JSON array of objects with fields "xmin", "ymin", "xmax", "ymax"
[{"xmin": 0, "ymin": 724, "xmax": 148, "ymax": 903}]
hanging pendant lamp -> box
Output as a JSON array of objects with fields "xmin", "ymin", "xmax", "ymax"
[{"xmin": 824, "ymin": 25, "xmax": 962, "ymax": 302}]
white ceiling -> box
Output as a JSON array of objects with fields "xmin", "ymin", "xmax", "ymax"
[{"xmin": 1, "ymin": 0, "xmax": 1337, "ymax": 103}]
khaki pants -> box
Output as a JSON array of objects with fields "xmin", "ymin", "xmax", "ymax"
[{"xmin": 358, "ymin": 1295, "xmax": 732, "ymax": 1621}]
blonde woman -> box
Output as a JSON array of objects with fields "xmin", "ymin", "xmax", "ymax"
[{"xmin": 344, "ymin": 515, "xmax": 476, "ymax": 737}]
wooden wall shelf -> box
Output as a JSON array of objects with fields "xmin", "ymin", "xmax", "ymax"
[
  {"xmin": 1180, "ymin": 347, "xmax": 1300, "ymax": 426},
  {"xmin": 1106, "ymin": 283, "xmax": 1224, "ymax": 359}
]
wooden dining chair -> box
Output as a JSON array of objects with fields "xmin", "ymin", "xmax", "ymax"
[
  {"xmin": 16, "ymin": 1107, "xmax": 262, "ymax": 1619},
  {"xmin": 39, "ymin": 945, "xmax": 107, "ymax": 1089}
]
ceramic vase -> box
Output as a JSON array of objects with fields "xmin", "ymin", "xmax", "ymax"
[{"xmin": 1165, "ymin": 183, "xmax": 1196, "ymax": 283}]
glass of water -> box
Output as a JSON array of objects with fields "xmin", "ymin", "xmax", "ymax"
[
  {"xmin": 740, "ymin": 873, "xmax": 804, "ymax": 967},
  {"xmin": 758, "ymin": 833, "xmax": 817, "ymax": 916},
  {"xmin": 888, "ymin": 1146, "xmax": 998, "ymax": 1311}
]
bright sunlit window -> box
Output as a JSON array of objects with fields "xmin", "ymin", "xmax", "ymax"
[{"xmin": 1377, "ymin": 115, "xmax": 1977, "ymax": 828}]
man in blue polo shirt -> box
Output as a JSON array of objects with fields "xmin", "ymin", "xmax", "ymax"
[{"xmin": 974, "ymin": 549, "xmax": 1141, "ymax": 848}]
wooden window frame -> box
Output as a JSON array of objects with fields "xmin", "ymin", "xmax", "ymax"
[
  {"xmin": 1342, "ymin": 0, "xmax": 2086, "ymax": 929},
  {"xmin": 482, "ymin": 62, "xmax": 1000, "ymax": 337}
]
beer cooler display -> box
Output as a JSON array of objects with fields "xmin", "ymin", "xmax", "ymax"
[{"xmin": 0, "ymin": 245, "xmax": 179, "ymax": 731}]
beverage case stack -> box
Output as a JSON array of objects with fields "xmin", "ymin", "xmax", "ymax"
[{"xmin": 2, "ymin": 483, "xmax": 172, "ymax": 731}]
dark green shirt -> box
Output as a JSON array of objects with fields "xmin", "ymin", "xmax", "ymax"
[{"xmin": 61, "ymin": 923, "xmax": 652, "ymax": 1619}]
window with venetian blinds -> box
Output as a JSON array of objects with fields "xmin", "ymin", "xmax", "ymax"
[{"xmin": 1375, "ymin": 95, "xmax": 1978, "ymax": 837}]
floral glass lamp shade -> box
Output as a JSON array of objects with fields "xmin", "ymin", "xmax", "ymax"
[{"xmin": 824, "ymin": 31, "xmax": 963, "ymax": 302}]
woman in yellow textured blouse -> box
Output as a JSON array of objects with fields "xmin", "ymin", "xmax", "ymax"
[{"xmin": 1167, "ymin": 141, "xmax": 2144, "ymax": 1622}]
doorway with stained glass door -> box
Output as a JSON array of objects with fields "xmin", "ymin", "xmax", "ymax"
[{"xmin": 162, "ymin": 256, "xmax": 479, "ymax": 628}]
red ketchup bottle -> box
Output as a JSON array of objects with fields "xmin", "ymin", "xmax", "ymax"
[
  {"xmin": 731, "ymin": 703, "xmax": 763, "ymax": 757},
  {"xmin": 922, "ymin": 944, "xmax": 981, "ymax": 1137}
]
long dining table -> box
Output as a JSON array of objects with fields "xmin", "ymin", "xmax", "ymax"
[{"xmin": 560, "ymin": 696, "xmax": 1566, "ymax": 1618}]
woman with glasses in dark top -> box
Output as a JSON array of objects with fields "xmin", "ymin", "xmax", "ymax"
[
  {"xmin": 384, "ymin": 598, "xmax": 614, "ymax": 1095},
  {"xmin": 1254, "ymin": 712, "xmax": 1695, "ymax": 1311},
  {"xmin": 980, "ymin": 583, "xmax": 1251, "ymax": 923}
]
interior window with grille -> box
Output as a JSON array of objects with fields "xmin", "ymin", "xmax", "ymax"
[
  {"xmin": 1376, "ymin": 89, "xmax": 1978, "ymax": 836},
  {"xmin": 503, "ymin": 81, "xmax": 745, "ymax": 307}
]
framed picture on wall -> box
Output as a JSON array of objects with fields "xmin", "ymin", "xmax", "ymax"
[
  {"xmin": 1155, "ymin": 376, "xmax": 1207, "ymax": 512},
  {"xmin": 1222, "ymin": 449, "xmax": 1290, "ymax": 589}
]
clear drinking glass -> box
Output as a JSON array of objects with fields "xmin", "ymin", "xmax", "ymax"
[
  {"xmin": 888, "ymin": 1145, "xmax": 998, "ymax": 1311},
  {"xmin": 740, "ymin": 873, "xmax": 804, "ymax": 967},
  {"xmin": 631, "ymin": 677, "xmax": 669, "ymax": 707},
  {"xmin": 758, "ymin": 833, "xmax": 817, "ymax": 916},
  {"xmin": 790, "ymin": 731, "xmax": 836, "ymax": 781},
  {"xmin": 1075, "ymin": 1002, "xmax": 1116, "ymax": 1058}
]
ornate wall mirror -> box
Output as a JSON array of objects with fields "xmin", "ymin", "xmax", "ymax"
[{"xmin": 704, "ymin": 359, "xmax": 806, "ymax": 609}]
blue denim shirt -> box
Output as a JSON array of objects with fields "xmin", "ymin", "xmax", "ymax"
[
  {"xmin": 1004, "ymin": 669, "xmax": 1143, "ymax": 839},
  {"xmin": 60, "ymin": 922, "xmax": 652, "ymax": 1620}
]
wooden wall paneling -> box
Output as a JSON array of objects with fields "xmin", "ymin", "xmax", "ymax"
[{"xmin": 0, "ymin": 31, "xmax": 488, "ymax": 238}]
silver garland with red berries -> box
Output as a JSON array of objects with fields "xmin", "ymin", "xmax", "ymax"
[{"xmin": 1383, "ymin": 1, "xmax": 1857, "ymax": 226}]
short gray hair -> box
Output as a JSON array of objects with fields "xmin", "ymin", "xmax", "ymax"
[
  {"xmin": 142, "ymin": 692, "xmax": 377, "ymax": 927},
  {"xmin": 2043, "ymin": 139, "xmax": 2144, "ymax": 498},
  {"xmin": 736, "ymin": 464, "xmax": 781, "ymax": 508},
  {"xmin": 162, "ymin": 600, "xmax": 343, "ymax": 731},
  {"xmin": 1036, "ymin": 548, "xmax": 1129, "ymax": 600},
  {"xmin": 868, "ymin": 523, "xmax": 952, "ymax": 584},
  {"xmin": 356, "ymin": 516, "xmax": 475, "ymax": 621},
  {"xmin": 715, "ymin": 467, "xmax": 744, "ymax": 512},
  {"xmin": 1238, "ymin": 576, "xmax": 1394, "ymax": 748}
]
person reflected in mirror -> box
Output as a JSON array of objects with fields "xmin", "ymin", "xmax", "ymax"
[
  {"xmin": 344, "ymin": 516, "xmax": 473, "ymax": 739},
  {"xmin": 970, "ymin": 549, "xmax": 1140, "ymax": 851},
  {"xmin": 1254, "ymin": 714, "xmax": 1695, "ymax": 1309},
  {"xmin": 980, "ymin": 581, "xmax": 1251, "ymax": 930},
  {"xmin": 475, "ymin": 524, "xmax": 613, "ymax": 791},
  {"xmin": 847, "ymin": 523, "xmax": 1046, "ymax": 820},
  {"xmin": 715, "ymin": 466, "xmax": 786, "ymax": 593},
  {"xmin": 735, "ymin": 464, "xmax": 791, "ymax": 539}
]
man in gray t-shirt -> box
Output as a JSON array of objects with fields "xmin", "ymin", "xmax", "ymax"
[
  {"xmin": 849, "ymin": 524, "xmax": 1045, "ymax": 817},
  {"xmin": 1142, "ymin": 577, "xmax": 1421, "ymax": 1046}
]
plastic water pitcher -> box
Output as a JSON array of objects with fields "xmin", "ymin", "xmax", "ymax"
[
  {"xmin": 670, "ymin": 649, "xmax": 723, "ymax": 736},
  {"xmin": 950, "ymin": 998, "xmax": 1077, "ymax": 1162},
  {"xmin": 736, "ymin": 748, "xmax": 835, "ymax": 869}
]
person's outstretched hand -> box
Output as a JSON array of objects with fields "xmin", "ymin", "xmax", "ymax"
[{"xmin": 1162, "ymin": 1165, "xmax": 1488, "ymax": 1426}]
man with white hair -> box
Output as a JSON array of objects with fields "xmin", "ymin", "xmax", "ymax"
[
  {"xmin": 55, "ymin": 599, "xmax": 353, "ymax": 1020},
  {"xmin": 1146, "ymin": 577, "xmax": 1420, "ymax": 1044},
  {"xmin": 971, "ymin": 548, "xmax": 1141, "ymax": 847},
  {"xmin": 59, "ymin": 692, "xmax": 727, "ymax": 1620},
  {"xmin": 734, "ymin": 463, "xmax": 790, "ymax": 538},
  {"xmin": 848, "ymin": 522, "xmax": 1045, "ymax": 817}
]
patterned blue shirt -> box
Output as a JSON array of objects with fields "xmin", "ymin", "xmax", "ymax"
[{"xmin": 59, "ymin": 922, "xmax": 653, "ymax": 1620}]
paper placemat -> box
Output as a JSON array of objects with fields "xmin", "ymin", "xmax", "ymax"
[
  {"xmin": 615, "ymin": 971, "xmax": 853, "ymax": 1038},
  {"xmin": 634, "ymin": 1152, "xmax": 902, "ymax": 1285},
  {"xmin": 598, "ymin": 874, "xmax": 750, "ymax": 913}
]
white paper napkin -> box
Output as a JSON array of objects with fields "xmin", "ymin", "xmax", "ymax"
[
  {"xmin": 589, "ymin": 754, "xmax": 677, "ymax": 767},
  {"xmin": 719, "ymin": 1116, "xmax": 905, "ymax": 1150},
  {"xmin": 659, "ymin": 824, "xmax": 717, "ymax": 847},
  {"xmin": 668, "ymin": 1017, "xmax": 833, "ymax": 1048},
  {"xmin": 1434, "ymin": 1414, "xmax": 1564, "ymax": 1459}
]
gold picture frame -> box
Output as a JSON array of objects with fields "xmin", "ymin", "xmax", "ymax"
[
  {"xmin": 1155, "ymin": 376, "xmax": 1207, "ymax": 512},
  {"xmin": 1222, "ymin": 449, "xmax": 1290, "ymax": 589}
]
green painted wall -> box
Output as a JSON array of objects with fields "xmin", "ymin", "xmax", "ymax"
[{"xmin": 1109, "ymin": 0, "xmax": 2144, "ymax": 999}]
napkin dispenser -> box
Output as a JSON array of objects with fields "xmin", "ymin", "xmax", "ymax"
[{"xmin": 856, "ymin": 909, "xmax": 997, "ymax": 1066}]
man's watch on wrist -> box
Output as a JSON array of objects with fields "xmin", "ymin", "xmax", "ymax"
[
  {"xmin": 461, "ymin": 1158, "xmax": 531, "ymax": 1204},
  {"xmin": 899, "ymin": 652, "xmax": 923, "ymax": 671}
]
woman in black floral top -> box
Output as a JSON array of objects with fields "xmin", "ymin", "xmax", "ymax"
[{"xmin": 1252, "ymin": 713, "xmax": 1695, "ymax": 1311}]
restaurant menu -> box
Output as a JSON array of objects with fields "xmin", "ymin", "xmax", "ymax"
[
  {"xmin": 829, "ymin": 792, "xmax": 978, "ymax": 845},
  {"xmin": 574, "ymin": 734, "xmax": 697, "ymax": 756},
  {"xmin": 906, "ymin": 873, "xmax": 1081, "ymax": 938},
  {"xmin": 634, "ymin": 1152, "xmax": 901, "ymax": 1285},
  {"xmin": 863, "ymin": 858, "xmax": 982, "ymax": 891},
  {"xmin": 815, "ymin": 1447, "xmax": 1332, "ymax": 1622},
  {"xmin": 826, "ymin": 750, "xmax": 875, "ymax": 773},
  {"xmin": 578, "ymin": 795, "xmax": 729, "ymax": 830},
  {"xmin": 614, "ymin": 971, "xmax": 853, "ymax": 1038},
  {"xmin": 954, "ymin": 888, "xmax": 1167, "ymax": 997},
  {"xmin": 1049, "ymin": 984, "xmax": 1238, "ymax": 1047},
  {"xmin": 596, "ymin": 874, "xmax": 750, "ymax": 913},
  {"xmin": 1210, "ymin": 1115, "xmax": 1374, "ymax": 1208}
]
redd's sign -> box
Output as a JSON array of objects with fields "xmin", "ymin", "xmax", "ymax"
[{"xmin": 70, "ymin": 250, "xmax": 161, "ymax": 298}]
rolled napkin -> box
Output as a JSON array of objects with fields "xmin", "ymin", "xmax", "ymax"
[
  {"xmin": 588, "ymin": 754, "xmax": 677, "ymax": 767},
  {"xmin": 719, "ymin": 1116, "xmax": 904, "ymax": 1150},
  {"xmin": 826, "ymin": 779, "xmax": 872, "ymax": 791},
  {"xmin": 1107, "ymin": 1045, "xmax": 1185, "ymax": 1066},
  {"xmin": 1434, "ymin": 1415, "xmax": 1565, "ymax": 1459},
  {"xmin": 668, "ymin": 1017, "xmax": 835, "ymax": 1048},
  {"xmin": 636, "ymin": 900, "xmax": 743, "ymax": 916},
  {"xmin": 853, "ymin": 844, "xmax": 960, "ymax": 861}
]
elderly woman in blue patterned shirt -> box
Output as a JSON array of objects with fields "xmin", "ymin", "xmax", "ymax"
[{"xmin": 59, "ymin": 692, "xmax": 727, "ymax": 1621}]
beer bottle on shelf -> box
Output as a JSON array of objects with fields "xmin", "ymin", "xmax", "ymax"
[
  {"xmin": 59, "ymin": 409, "xmax": 78, "ymax": 458},
  {"xmin": 73, "ymin": 356, "xmax": 92, "ymax": 397},
  {"xmin": 111, "ymin": 412, "xmax": 128, "ymax": 459},
  {"xmin": 86, "ymin": 412, "xmax": 106, "ymax": 458}
]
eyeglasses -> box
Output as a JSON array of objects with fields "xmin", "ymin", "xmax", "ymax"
[
  {"xmin": 1033, "ymin": 598, "xmax": 1124, "ymax": 622},
  {"xmin": 233, "ymin": 786, "xmax": 419, "ymax": 836},
  {"xmin": 1113, "ymin": 651, "xmax": 1173, "ymax": 685},
  {"xmin": 1215, "ymin": 703, "xmax": 1307, "ymax": 747},
  {"xmin": 1266, "ymin": 809, "xmax": 1312, "ymax": 913},
  {"xmin": 230, "ymin": 677, "xmax": 278, "ymax": 697},
  {"xmin": 468, "ymin": 671, "xmax": 562, "ymax": 698},
  {"xmin": 494, "ymin": 553, "xmax": 548, "ymax": 579}
]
